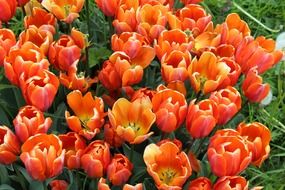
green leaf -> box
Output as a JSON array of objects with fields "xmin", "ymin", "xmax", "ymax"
[
  {"xmin": 122, "ymin": 143, "xmax": 145, "ymax": 166},
  {"xmin": 0, "ymin": 185, "xmax": 15, "ymax": 190},
  {"xmin": 88, "ymin": 47, "xmax": 112, "ymax": 68},
  {"xmin": 29, "ymin": 181, "xmax": 44, "ymax": 190},
  {"xmin": 0, "ymin": 165, "xmax": 10, "ymax": 184},
  {"xmin": 0, "ymin": 84, "xmax": 17, "ymax": 91},
  {"xmin": 48, "ymin": 102, "xmax": 67, "ymax": 134}
]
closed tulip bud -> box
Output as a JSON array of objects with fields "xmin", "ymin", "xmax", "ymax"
[
  {"xmin": 0, "ymin": 126, "xmax": 20, "ymax": 165},
  {"xmin": 104, "ymin": 123, "xmax": 124, "ymax": 148},
  {"xmin": 213, "ymin": 176, "xmax": 248, "ymax": 190},
  {"xmin": 99, "ymin": 60, "xmax": 122, "ymax": 91},
  {"xmin": 95, "ymin": 0, "xmax": 120, "ymax": 17},
  {"xmin": 41, "ymin": 0, "xmax": 84, "ymax": 23},
  {"xmin": 152, "ymin": 87, "xmax": 187, "ymax": 133},
  {"xmin": 20, "ymin": 134, "xmax": 65, "ymax": 181},
  {"xmin": 13, "ymin": 105, "xmax": 52, "ymax": 143},
  {"xmin": 208, "ymin": 129, "xmax": 252, "ymax": 177},
  {"xmin": 58, "ymin": 132, "xmax": 86, "ymax": 169},
  {"xmin": 209, "ymin": 86, "xmax": 241, "ymax": 125},
  {"xmin": 188, "ymin": 177, "xmax": 212, "ymax": 190},
  {"xmin": 107, "ymin": 154, "xmax": 133, "ymax": 186},
  {"xmin": 49, "ymin": 180, "xmax": 69, "ymax": 190},
  {"xmin": 144, "ymin": 141, "xmax": 192, "ymax": 189},
  {"xmin": 242, "ymin": 68, "xmax": 270, "ymax": 103},
  {"xmin": 186, "ymin": 99, "xmax": 219, "ymax": 138},
  {"xmin": 0, "ymin": 29, "xmax": 16, "ymax": 66},
  {"xmin": 0, "ymin": 0, "xmax": 17, "ymax": 23},
  {"xmin": 81, "ymin": 140, "xmax": 111, "ymax": 178},
  {"xmin": 20, "ymin": 69, "xmax": 59, "ymax": 111},
  {"xmin": 237, "ymin": 122, "xmax": 271, "ymax": 167}
]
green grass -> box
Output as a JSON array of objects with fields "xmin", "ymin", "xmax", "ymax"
[{"xmin": 203, "ymin": 0, "xmax": 285, "ymax": 189}]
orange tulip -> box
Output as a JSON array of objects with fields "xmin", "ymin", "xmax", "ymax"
[
  {"xmin": 108, "ymin": 97, "xmax": 155, "ymax": 144},
  {"xmin": 0, "ymin": 28, "xmax": 16, "ymax": 66},
  {"xmin": 95, "ymin": 0, "xmax": 120, "ymax": 16},
  {"xmin": 187, "ymin": 151, "xmax": 201, "ymax": 173},
  {"xmin": 131, "ymin": 87, "xmax": 156, "ymax": 102},
  {"xmin": 59, "ymin": 61, "xmax": 96, "ymax": 93},
  {"xmin": 186, "ymin": 99, "xmax": 218, "ymax": 138},
  {"xmin": 4, "ymin": 42, "xmax": 50, "ymax": 86},
  {"xmin": 242, "ymin": 68, "xmax": 270, "ymax": 103},
  {"xmin": 58, "ymin": 132, "xmax": 86, "ymax": 169},
  {"xmin": 188, "ymin": 177, "xmax": 212, "ymax": 190},
  {"xmin": 107, "ymin": 154, "xmax": 133, "ymax": 186},
  {"xmin": 49, "ymin": 28, "xmax": 86, "ymax": 71},
  {"xmin": 209, "ymin": 86, "xmax": 241, "ymax": 125},
  {"xmin": 140, "ymin": 0, "xmax": 174, "ymax": 7},
  {"xmin": 98, "ymin": 178, "xmax": 111, "ymax": 190},
  {"xmin": 19, "ymin": 69, "xmax": 59, "ymax": 111},
  {"xmin": 168, "ymin": 4, "xmax": 212, "ymax": 37},
  {"xmin": 111, "ymin": 32, "xmax": 155, "ymax": 67},
  {"xmin": 123, "ymin": 183, "xmax": 143, "ymax": 190},
  {"xmin": 136, "ymin": 3, "xmax": 169, "ymax": 42},
  {"xmin": 235, "ymin": 36, "xmax": 283, "ymax": 74},
  {"xmin": 0, "ymin": 0, "xmax": 17, "ymax": 23},
  {"xmin": 17, "ymin": 25, "xmax": 53, "ymax": 55},
  {"xmin": 180, "ymin": 0, "xmax": 203, "ymax": 4},
  {"xmin": 20, "ymin": 134, "xmax": 65, "ymax": 181},
  {"xmin": 155, "ymin": 29, "xmax": 194, "ymax": 60},
  {"xmin": 24, "ymin": 7, "xmax": 57, "ymax": 34},
  {"xmin": 41, "ymin": 0, "xmax": 84, "ymax": 23},
  {"xmin": 0, "ymin": 126, "xmax": 20, "ymax": 165},
  {"xmin": 13, "ymin": 105, "xmax": 52, "ymax": 143},
  {"xmin": 188, "ymin": 51, "xmax": 230, "ymax": 94},
  {"xmin": 49, "ymin": 180, "xmax": 69, "ymax": 190},
  {"xmin": 98, "ymin": 59, "xmax": 122, "ymax": 91},
  {"xmin": 166, "ymin": 81, "xmax": 187, "ymax": 97},
  {"xmin": 143, "ymin": 141, "xmax": 192, "ymax": 189},
  {"xmin": 237, "ymin": 122, "xmax": 271, "ymax": 167},
  {"xmin": 207, "ymin": 129, "xmax": 252, "ymax": 177},
  {"xmin": 152, "ymin": 87, "xmax": 187, "ymax": 133},
  {"xmin": 104, "ymin": 122, "xmax": 124, "ymax": 148},
  {"xmin": 66, "ymin": 90, "xmax": 105, "ymax": 140},
  {"xmin": 161, "ymin": 50, "xmax": 192, "ymax": 83},
  {"xmin": 81, "ymin": 140, "xmax": 111, "ymax": 178},
  {"xmin": 218, "ymin": 58, "xmax": 241, "ymax": 88},
  {"xmin": 193, "ymin": 32, "xmax": 221, "ymax": 54},
  {"xmin": 213, "ymin": 176, "xmax": 248, "ymax": 190}
]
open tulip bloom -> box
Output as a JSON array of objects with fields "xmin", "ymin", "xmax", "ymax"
[{"xmin": 0, "ymin": 0, "xmax": 283, "ymax": 189}]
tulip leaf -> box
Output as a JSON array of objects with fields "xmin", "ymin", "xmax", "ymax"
[
  {"xmin": 129, "ymin": 167, "xmax": 147, "ymax": 184},
  {"xmin": 88, "ymin": 47, "xmax": 112, "ymax": 68},
  {"xmin": 122, "ymin": 143, "xmax": 145, "ymax": 166},
  {"xmin": 0, "ymin": 185, "xmax": 15, "ymax": 190},
  {"xmin": 29, "ymin": 181, "xmax": 44, "ymax": 190},
  {"xmin": 14, "ymin": 165, "xmax": 33, "ymax": 184},
  {"xmin": 48, "ymin": 102, "xmax": 68, "ymax": 134},
  {"xmin": 0, "ymin": 165, "xmax": 10, "ymax": 184},
  {"xmin": 0, "ymin": 84, "xmax": 17, "ymax": 91}
]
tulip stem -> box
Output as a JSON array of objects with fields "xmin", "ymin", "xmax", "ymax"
[
  {"xmin": 85, "ymin": 0, "xmax": 90, "ymax": 75},
  {"xmin": 22, "ymin": 6, "xmax": 26, "ymax": 17},
  {"xmin": 4, "ymin": 22, "xmax": 9, "ymax": 28},
  {"xmin": 130, "ymin": 144, "xmax": 135, "ymax": 162}
]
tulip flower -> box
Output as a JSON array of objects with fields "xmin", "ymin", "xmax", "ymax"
[
  {"xmin": 95, "ymin": 0, "xmax": 120, "ymax": 17},
  {"xmin": 49, "ymin": 180, "xmax": 69, "ymax": 190},
  {"xmin": 131, "ymin": 87, "xmax": 156, "ymax": 102},
  {"xmin": 144, "ymin": 141, "xmax": 192, "ymax": 189},
  {"xmin": 218, "ymin": 58, "xmax": 241, "ymax": 88},
  {"xmin": 0, "ymin": 28, "xmax": 16, "ymax": 66},
  {"xmin": 0, "ymin": 0, "xmax": 17, "ymax": 23},
  {"xmin": 213, "ymin": 176, "xmax": 248, "ymax": 190},
  {"xmin": 242, "ymin": 68, "xmax": 270, "ymax": 103},
  {"xmin": 161, "ymin": 50, "xmax": 192, "ymax": 83},
  {"xmin": 188, "ymin": 177, "xmax": 212, "ymax": 190},
  {"xmin": 209, "ymin": 86, "xmax": 241, "ymax": 125},
  {"xmin": 98, "ymin": 178, "xmax": 111, "ymax": 190},
  {"xmin": 237, "ymin": 122, "xmax": 271, "ymax": 167},
  {"xmin": 155, "ymin": 29, "xmax": 194, "ymax": 60},
  {"xmin": 66, "ymin": 90, "xmax": 105, "ymax": 140},
  {"xmin": 19, "ymin": 69, "xmax": 59, "ymax": 111},
  {"xmin": 186, "ymin": 99, "xmax": 218, "ymax": 138},
  {"xmin": 112, "ymin": 0, "xmax": 139, "ymax": 33},
  {"xmin": 123, "ymin": 183, "xmax": 143, "ymax": 190},
  {"xmin": 58, "ymin": 132, "xmax": 86, "ymax": 169},
  {"xmin": 188, "ymin": 51, "xmax": 230, "ymax": 94},
  {"xmin": 180, "ymin": 0, "xmax": 203, "ymax": 4},
  {"xmin": 49, "ymin": 29, "xmax": 87, "ymax": 71},
  {"xmin": 20, "ymin": 134, "xmax": 65, "ymax": 181},
  {"xmin": 17, "ymin": 25, "xmax": 53, "ymax": 55},
  {"xmin": 108, "ymin": 97, "xmax": 156, "ymax": 144},
  {"xmin": 41, "ymin": 0, "xmax": 84, "ymax": 23},
  {"xmin": 81, "ymin": 140, "xmax": 111, "ymax": 178},
  {"xmin": 152, "ymin": 87, "xmax": 187, "ymax": 133},
  {"xmin": 59, "ymin": 61, "xmax": 96, "ymax": 93},
  {"xmin": 107, "ymin": 154, "xmax": 133, "ymax": 186},
  {"xmin": 168, "ymin": 4, "xmax": 212, "ymax": 37},
  {"xmin": 207, "ymin": 129, "xmax": 252, "ymax": 177},
  {"xmin": 104, "ymin": 122, "xmax": 124, "ymax": 148},
  {"xmin": 13, "ymin": 105, "xmax": 52, "ymax": 143},
  {"xmin": 140, "ymin": 0, "xmax": 174, "ymax": 7},
  {"xmin": 136, "ymin": 3, "xmax": 169, "ymax": 42},
  {"xmin": 24, "ymin": 7, "xmax": 57, "ymax": 34},
  {"xmin": 0, "ymin": 126, "xmax": 20, "ymax": 165},
  {"xmin": 4, "ymin": 42, "xmax": 50, "ymax": 86}
]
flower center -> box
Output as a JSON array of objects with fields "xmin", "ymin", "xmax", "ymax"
[{"xmin": 158, "ymin": 168, "xmax": 179, "ymax": 185}]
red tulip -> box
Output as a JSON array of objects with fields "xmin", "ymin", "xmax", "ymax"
[{"xmin": 0, "ymin": 0, "xmax": 17, "ymax": 23}]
